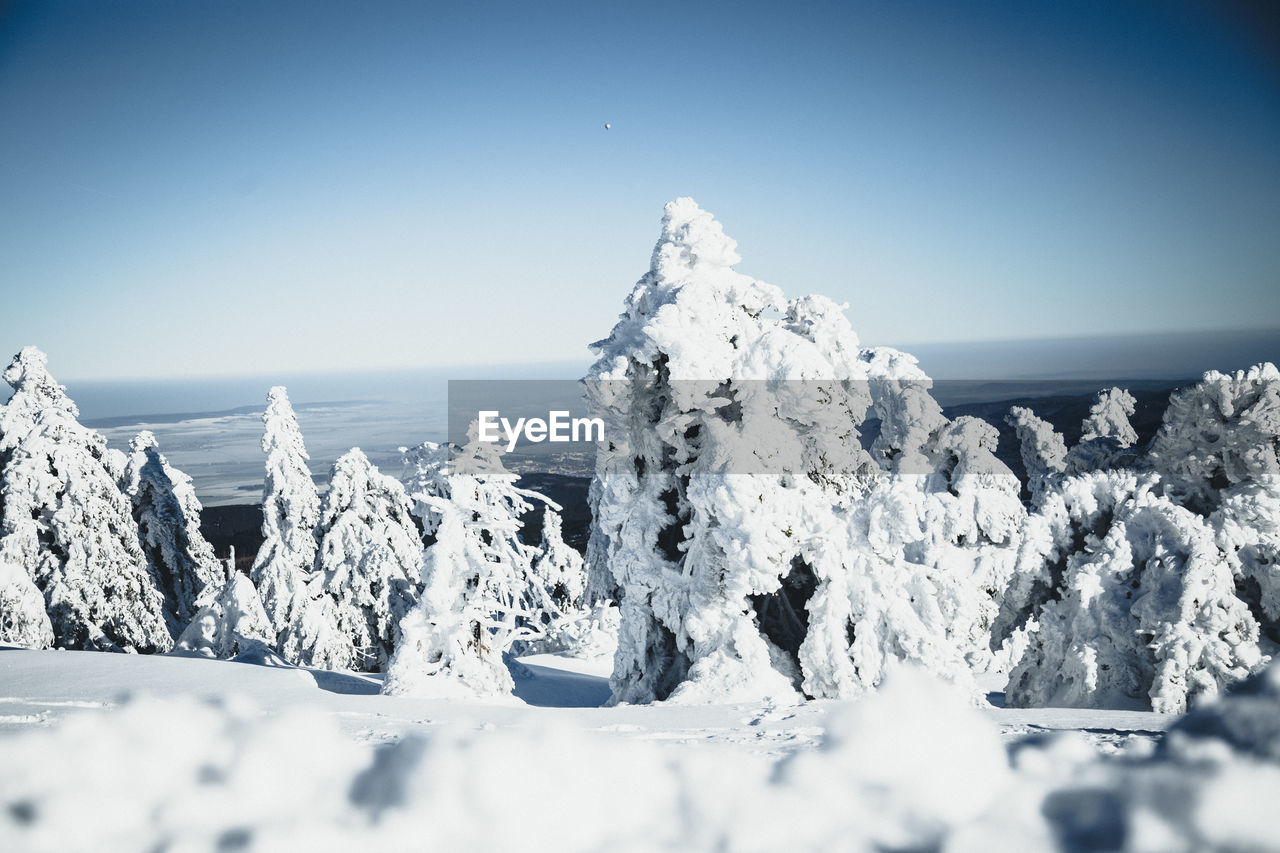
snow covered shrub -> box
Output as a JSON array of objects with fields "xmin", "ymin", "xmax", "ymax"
[
  {"xmin": 175, "ymin": 550, "xmax": 275, "ymax": 659},
  {"xmin": 8, "ymin": 662, "xmax": 1280, "ymax": 851},
  {"xmin": 586, "ymin": 199, "xmax": 1023, "ymax": 704},
  {"xmin": 1213, "ymin": 481, "xmax": 1280, "ymax": 646},
  {"xmin": 1165, "ymin": 655, "xmax": 1280, "ymax": 763},
  {"xmin": 384, "ymin": 437, "xmax": 586, "ymax": 695},
  {"xmin": 281, "ymin": 449, "xmax": 422, "ymax": 673},
  {"xmin": 765, "ymin": 668, "xmax": 1012, "ymax": 851},
  {"xmin": 1152, "ymin": 364, "xmax": 1280, "ymax": 645},
  {"xmin": 856, "ymin": 378, "xmax": 1026, "ymax": 676},
  {"xmin": 1149, "ymin": 363, "xmax": 1280, "ymax": 513},
  {"xmin": 249, "ymin": 386, "xmax": 321, "ymax": 651},
  {"xmin": 1010, "ymin": 659, "xmax": 1280, "ymax": 852},
  {"xmin": 1001, "ymin": 369, "xmax": 1279, "ymax": 711},
  {"xmin": 0, "ymin": 347, "xmax": 171, "ymax": 652},
  {"xmin": 122, "ymin": 430, "xmax": 222, "ymax": 634},
  {"xmin": 1002, "ymin": 471, "xmax": 1263, "ymax": 713},
  {"xmin": 383, "ymin": 499, "xmax": 515, "ymax": 696},
  {"xmin": 0, "ymin": 559, "xmax": 53, "ymax": 648}
]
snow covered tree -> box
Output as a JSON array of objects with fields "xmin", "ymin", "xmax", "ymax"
[
  {"xmin": 1063, "ymin": 387, "xmax": 1141, "ymax": 473},
  {"xmin": 585, "ymin": 199, "xmax": 1020, "ymax": 704},
  {"xmin": 1007, "ymin": 386, "xmax": 1140, "ymax": 509},
  {"xmin": 383, "ymin": 500, "xmax": 514, "ymax": 696},
  {"xmin": 0, "ymin": 347, "xmax": 171, "ymax": 652},
  {"xmin": 859, "ymin": 377, "xmax": 1026, "ymax": 674},
  {"xmin": 1149, "ymin": 363, "xmax": 1280, "ymax": 512},
  {"xmin": 1006, "ymin": 406, "xmax": 1068, "ymax": 504},
  {"xmin": 531, "ymin": 508, "xmax": 586, "ymax": 617},
  {"xmin": 399, "ymin": 440, "xmax": 451, "ymax": 540},
  {"xmin": 447, "ymin": 432, "xmax": 574, "ymax": 646},
  {"xmin": 1002, "ymin": 471, "xmax": 1263, "ymax": 713},
  {"xmin": 383, "ymin": 435, "xmax": 583, "ymax": 695},
  {"xmin": 249, "ymin": 386, "xmax": 321, "ymax": 650},
  {"xmin": 995, "ymin": 372, "xmax": 1280, "ymax": 710},
  {"xmin": 281, "ymin": 448, "xmax": 421, "ymax": 672},
  {"xmin": 1151, "ymin": 364, "xmax": 1280, "ymax": 644},
  {"xmin": 1080, "ymin": 387, "xmax": 1138, "ymax": 446},
  {"xmin": 1213, "ymin": 481, "xmax": 1280, "ymax": 645},
  {"xmin": 175, "ymin": 548, "xmax": 275, "ymax": 659},
  {"xmin": 122, "ymin": 430, "xmax": 221, "ymax": 634}
]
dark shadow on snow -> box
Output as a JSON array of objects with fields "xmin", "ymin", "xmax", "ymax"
[
  {"xmin": 228, "ymin": 644, "xmax": 384, "ymax": 695},
  {"xmin": 307, "ymin": 668, "xmax": 383, "ymax": 696},
  {"xmin": 510, "ymin": 661, "xmax": 611, "ymax": 708}
]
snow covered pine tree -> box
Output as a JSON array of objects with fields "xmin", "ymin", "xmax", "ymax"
[
  {"xmin": 122, "ymin": 430, "xmax": 223, "ymax": 635},
  {"xmin": 248, "ymin": 386, "xmax": 322, "ymax": 659},
  {"xmin": 384, "ymin": 435, "xmax": 584, "ymax": 696},
  {"xmin": 282, "ymin": 449, "xmax": 422, "ymax": 672},
  {"xmin": 0, "ymin": 347, "xmax": 171, "ymax": 652}
]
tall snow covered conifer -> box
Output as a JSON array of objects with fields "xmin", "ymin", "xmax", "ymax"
[
  {"xmin": 585, "ymin": 199, "xmax": 1020, "ymax": 704},
  {"xmin": 0, "ymin": 347, "xmax": 171, "ymax": 652},
  {"xmin": 249, "ymin": 386, "xmax": 321, "ymax": 653},
  {"xmin": 122, "ymin": 430, "xmax": 222, "ymax": 634}
]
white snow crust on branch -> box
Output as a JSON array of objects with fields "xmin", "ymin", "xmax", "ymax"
[
  {"xmin": 585, "ymin": 198, "xmax": 1024, "ymax": 705},
  {"xmin": 0, "ymin": 347, "xmax": 171, "ymax": 652}
]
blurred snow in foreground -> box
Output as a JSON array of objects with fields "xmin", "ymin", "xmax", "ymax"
[{"xmin": 2, "ymin": 649, "xmax": 1278, "ymax": 852}]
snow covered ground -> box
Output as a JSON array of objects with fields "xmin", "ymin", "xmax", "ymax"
[
  {"xmin": 0, "ymin": 646, "xmax": 1169, "ymax": 752},
  {"xmin": 1, "ymin": 646, "xmax": 1211, "ymax": 852}
]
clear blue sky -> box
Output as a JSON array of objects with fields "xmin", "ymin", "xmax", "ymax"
[{"xmin": 1, "ymin": 0, "xmax": 1277, "ymax": 380}]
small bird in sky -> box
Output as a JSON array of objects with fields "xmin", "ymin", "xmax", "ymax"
[{"xmin": 604, "ymin": 122, "xmax": 611, "ymax": 130}]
